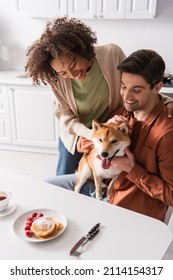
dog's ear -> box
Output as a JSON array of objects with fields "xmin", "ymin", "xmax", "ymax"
[
  {"xmin": 117, "ymin": 123, "xmax": 129, "ymax": 135},
  {"xmin": 92, "ymin": 120, "xmax": 103, "ymax": 131}
]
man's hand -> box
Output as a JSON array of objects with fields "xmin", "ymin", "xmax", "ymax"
[
  {"xmin": 107, "ymin": 115, "xmax": 128, "ymax": 125},
  {"xmin": 111, "ymin": 147, "xmax": 135, "ymax": 173},
  {"xmin": 166, "ymin": 103, "xmax": 173, "ymax": 118}
]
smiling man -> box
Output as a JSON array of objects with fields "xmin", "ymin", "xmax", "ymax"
[{"xmin": 109, "ymin": 49, "xmax": 173, "ymax": 221}]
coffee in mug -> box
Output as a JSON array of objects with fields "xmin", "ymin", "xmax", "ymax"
[
  {"xmin": 0, "ymin": 196, "xmax": 7, "ymax": 201},
  {"xmin": 0, "ymin": 191, "xmax": 12, "ymax": 212}
]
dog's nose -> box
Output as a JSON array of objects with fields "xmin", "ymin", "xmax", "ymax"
[{"xmin": 101, "ymin": 152, "xmax": 109, "ymax": 158}]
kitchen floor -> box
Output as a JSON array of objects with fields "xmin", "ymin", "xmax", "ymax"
[{"xmin": 0, "ymin": 149, "xmax": 57, "ymax": 180}]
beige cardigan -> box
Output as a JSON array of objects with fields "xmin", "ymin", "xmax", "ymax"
[{"xmin": 51, "ymin": 43, "xmax": 126, "ymax": 154}]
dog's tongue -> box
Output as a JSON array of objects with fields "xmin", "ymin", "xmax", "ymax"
[{"xmin": 102, "ymin": 158, "xmax": 111, "ymax": 169}]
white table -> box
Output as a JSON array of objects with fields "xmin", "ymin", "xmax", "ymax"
[{"xmin": 0, "ymin": 168, "xmax": 172, "ymax": 260}]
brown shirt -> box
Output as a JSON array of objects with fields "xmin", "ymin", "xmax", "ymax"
[{"xmin": 109, "ymin": 98, "xmax": 173, "ymax": 221}]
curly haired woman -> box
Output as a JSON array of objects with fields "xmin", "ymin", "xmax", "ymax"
[{"xmin": 25, "ymin": 17, "xmax": 173, "ymax": 175}]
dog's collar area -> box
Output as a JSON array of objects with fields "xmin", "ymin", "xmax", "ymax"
[{"xmin": 110, "ymin": 149, "xmax": 120, "ymax": 160}]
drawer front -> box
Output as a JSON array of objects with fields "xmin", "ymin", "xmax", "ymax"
[{"xmin": 0, "ymin": 86, "xmax": 9, "ymax": 113}]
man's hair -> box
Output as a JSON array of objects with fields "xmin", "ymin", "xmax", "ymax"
[
  {"xmin": 25, "ymin": 17, "xmax": 97, "ymax": 85},
  {"xmin": 117, "ymin": 49, "xmax": 165, "ymax": 89}
]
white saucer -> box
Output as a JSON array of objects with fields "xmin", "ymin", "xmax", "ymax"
[{"xmin": 0, "ymin": 202, "xmax": 16, "ymax": 217}]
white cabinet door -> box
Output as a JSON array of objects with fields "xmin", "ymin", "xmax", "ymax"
[
  {"xmin": 68, "ymin": 0, "xmax": 126, "ymax": 19},
  {"xmin": 97, "ymin": 0, "xmax": 126, "ymax": 19},
  {"xmin": 0, "ymin": 85, "xmax": 11, "ymax": 143},
  {"xmin": 126, "ymin": 0, "xmax": 157, "ymax": 19},
  {"xmin": 17, "ymin": 0, "xmax": 68, "ymax": 18},
  {"xmin": 0, "ymin": 85, "xmax": 9, "ymax": 114},
  {"xmin": 68, "ymin": 0, "xmax": 96, "ymax": 19},
  {"xmin": 0, "ymin": 114, "xmax": 11, "ymax": 144},
  {"xmin": 8, "ymin": 85, "xmax": 58, "ymax": 149}
]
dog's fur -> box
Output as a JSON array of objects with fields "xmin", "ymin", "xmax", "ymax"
[{"xmin": 74, "ymin": 120, "xmax": 131, "ymax": 199}]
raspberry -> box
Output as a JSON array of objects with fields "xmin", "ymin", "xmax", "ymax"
[
  {"xmin": 26, "ymin": 221, "xmax": 32, "ymax": 227},
  {"xmin": 25, "ymin": 230, "xmax": 32, "ymax": 237},
  {"xmin": 24, "ymin": 212, "xmax": 44, "ymax": 238},
  {"xmin": 25, "ymin": 225, "xmax": 30, "ymax": 231},
  {"xmin": 37, "ymin": 213, "xmax": 44, "ymax": 218},
  {"xmin": 32, "ymin": 212, "xmax": 38, "ymax": 219}
]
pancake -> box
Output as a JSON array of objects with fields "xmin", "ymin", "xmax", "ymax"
[
  {"xmin": 37, "ymin": 222, "xmax": 64, "ymax": 240},
  {"xmin": 31, "ymin": 216, "xmax": 56, "ymax": 237}
]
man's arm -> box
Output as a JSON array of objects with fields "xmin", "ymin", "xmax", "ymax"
[{"xmin": 111, "ymin": 140, "xmax": 173, "ymax": 207}]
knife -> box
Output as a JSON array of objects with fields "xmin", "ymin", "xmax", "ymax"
[{"xmin": 69, "ymin": 223, "xmax": 101, "ymax": 256}]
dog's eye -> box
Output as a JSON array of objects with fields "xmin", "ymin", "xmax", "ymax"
[
  {"xmin": 111, "ymin": 140, "xmax": 117, "ymax": 144},
  {"xmin": 99, "ymin": 139, "xmax": 103, "ymax": 142}
]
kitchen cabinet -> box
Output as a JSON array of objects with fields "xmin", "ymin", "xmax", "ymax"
[
  {"xmin": 95, "ymin": 0, "xmax": 157, "ymax": 19},
  {"xmin": 126, "ymin": 0, "xmax": 157, "ymax": 19},
  {"xmin": 17, "ymin": 0, "xmax": 68, "ymax": 18},
  {"xmin": 0, "ymin": 80, "xmax": 59, "ymax": 154},
  {"xmin": 0, "ymin": 85, "xmax": 11, "ymax": 143},
  {"xmin": 68, "ymin": 0, "xmax": 125, "ymax": 19},
  {"xmin": 68, "ymin": 0, "xmax": 96, "ymax": 19},
  {"xmin": 17, "ymin": 0, "xmax": 157, "ymax": 19},
  {"xmin": 0, "ymin": 114, "xmax": 11, "ymax": 143}
]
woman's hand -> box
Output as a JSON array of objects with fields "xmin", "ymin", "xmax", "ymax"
[
  {"xmin": 77, "ymin": 136, "xmax": 94, "ymax": 153},
  {"xmin": 111, "ymin": 147, "xmax": 135, "ymax": 173},
  {"xmin": 166, "ymin": 103, "xmax": 173, "ymax": 118}
]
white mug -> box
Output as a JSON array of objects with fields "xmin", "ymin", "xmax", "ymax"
[{"xmin": 0, "ymin": 191, "xmax": 12, "ymax": 212}]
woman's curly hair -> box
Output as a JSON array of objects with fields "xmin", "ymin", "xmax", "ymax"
[{"xmin": 25, "ymin": 17, "xmax": 97, "ymax": 85}]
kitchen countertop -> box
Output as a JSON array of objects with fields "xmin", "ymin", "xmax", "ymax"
[
  {"xmin": 160, "ymin": 86, "xmax": 173, "ymax": 94},
  {"xmin": 0, "ymin": 70, "xmax": 173, "ymax": 93},
  {"xmin": 0, "ymin": 70, "xmax": 44, "ymax": 86}
]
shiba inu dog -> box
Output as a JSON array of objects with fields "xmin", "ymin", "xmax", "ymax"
[{"xmin": 74, "ymin": 120, "xmax": 131, "ymax": 199}]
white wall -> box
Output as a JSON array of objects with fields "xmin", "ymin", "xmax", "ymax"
[{"xmin": 0, "ymin": 0, "xmax": 173, "ymax": 74}]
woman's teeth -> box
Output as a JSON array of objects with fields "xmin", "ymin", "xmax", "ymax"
[{"xmin": 75, "ymin": 71, "xmax": 82, "ymax": 79}]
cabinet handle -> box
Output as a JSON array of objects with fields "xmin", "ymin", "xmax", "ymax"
[{"xmin": 98, "ymin": 14, "xmax": 103, "ymax": 18}]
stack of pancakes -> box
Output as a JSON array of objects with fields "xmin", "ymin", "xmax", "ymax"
[{"xmin": 31, "ymin": 216, "xmax": 63, "ymax": 240}]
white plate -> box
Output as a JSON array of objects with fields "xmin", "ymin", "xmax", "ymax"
[
  {"xmin": 0, "ymin": 201, "xmax": 16, "ymax": 217},
  {"xmin": 13, "ymin": 208, "xmax": 67, "ymax": 242}
]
